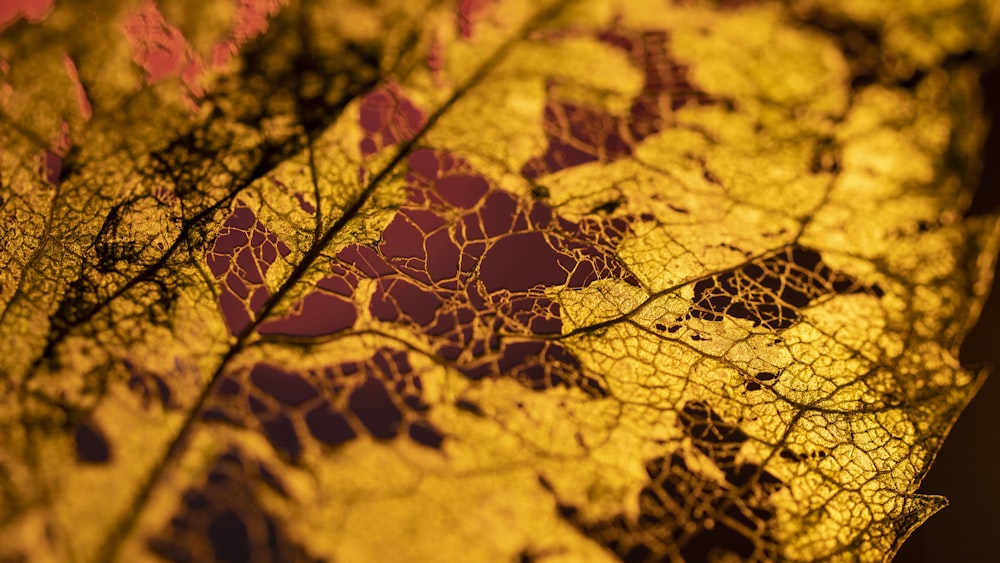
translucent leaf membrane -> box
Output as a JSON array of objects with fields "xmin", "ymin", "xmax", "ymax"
[{"xmin": 1, "ymin": 0, "xmax": 998, "ymax": 561}]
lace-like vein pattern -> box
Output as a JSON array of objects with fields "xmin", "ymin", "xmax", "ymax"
[
  {"xmin": 257, "ymin": 147, "xmax": 647, "ymax": 398},
  {"xmin": 203, "ymin": 348, "xmax": 442, "ymax": 460},
  {"xmin": 686, "ymin": 246, "xmax": 884, "ymax": 330},
  {"xmin": 522, "ymin": 28, "xmax": 715, "ymax": 179},
  {"xmin": 206, "ymin": 201, "xmax": 291, "ymax": 335},
  {"xmin": 560, "ymin": 402, "xmax": 783, "ymax": 562}
]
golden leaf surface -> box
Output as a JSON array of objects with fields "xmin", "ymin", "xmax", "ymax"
[{"xmin": 1, "ymin": 0, "xmax": 998, "ymax": 561}]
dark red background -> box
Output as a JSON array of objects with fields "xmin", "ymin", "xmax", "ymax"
[{"xmin": 895, "ymin": 62, "xmax": 1000, "ymax": 562}]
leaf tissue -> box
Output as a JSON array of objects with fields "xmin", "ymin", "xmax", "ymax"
[{"xmin": 1, "ymin": 0, "xmax": 998, "ymax": 561}]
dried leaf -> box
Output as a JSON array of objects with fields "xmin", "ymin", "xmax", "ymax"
[{"xmin": 1, "ymin": 0, "xmax": 998, "ymax": 561}]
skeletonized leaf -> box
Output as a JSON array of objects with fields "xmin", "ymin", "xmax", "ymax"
[{"xmin": 1, "ymin": 0, "xmax": 998, "ymax": 561}]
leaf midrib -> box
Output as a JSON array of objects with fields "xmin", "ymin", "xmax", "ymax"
[{"xmin": 90, "ymin": 1, "xmax": 576, "ymax": 561}]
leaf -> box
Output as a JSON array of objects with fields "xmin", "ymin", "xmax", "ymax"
[{"xmin": 1, "ymin": 0, "xmax": 998, "ymax": 561}]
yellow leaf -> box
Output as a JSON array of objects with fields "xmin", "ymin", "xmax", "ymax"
[{"xmin": 1, "ymin": 0, "xmax": 997, "ymax": 561}]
